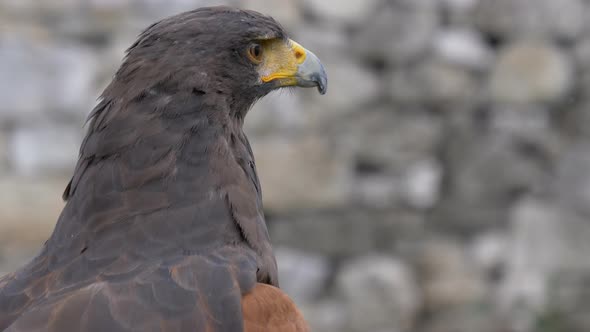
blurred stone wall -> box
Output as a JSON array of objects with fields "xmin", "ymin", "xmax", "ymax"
[{"xmin": 1, "ymin": 0, "xmax": 590, "ymax": 331}]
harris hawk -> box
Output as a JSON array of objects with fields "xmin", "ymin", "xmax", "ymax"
[{"xmin": 0, "ymin": 6, "xmax": 327, "ymax": 332}]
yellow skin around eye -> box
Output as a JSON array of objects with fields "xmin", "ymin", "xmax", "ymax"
[{"xmin": 259, "ymin": 39, "xmax": 307, "ymax": 84}]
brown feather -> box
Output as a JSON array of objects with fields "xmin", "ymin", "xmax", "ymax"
[{"xmin": 242, "ymin": 284, "xmax": 309, "ymax": 332}]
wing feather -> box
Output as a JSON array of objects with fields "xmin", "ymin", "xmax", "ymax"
[{"xmin": 5, "ymin": 248, "xmax": 258, "ymax": 332}]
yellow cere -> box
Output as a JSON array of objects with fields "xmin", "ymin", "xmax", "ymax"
[
  {"xmin": 260, "ymin": 39, "xmax": 308, "ymax": 83},
  {"xmin": 289, "ymin": 40, "xmax": 307, "ymax": 65}
]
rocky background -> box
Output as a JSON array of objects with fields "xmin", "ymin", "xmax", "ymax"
[{"xmin": 1, "ymin": 0, "xmax": 590, "ymax": 331}]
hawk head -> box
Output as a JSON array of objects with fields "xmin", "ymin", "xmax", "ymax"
[{"xmin": 105, "ymin": 6, "xmax": 327, "ymax": 115}]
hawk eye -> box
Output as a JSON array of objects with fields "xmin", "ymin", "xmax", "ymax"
[{"xmin": 247, "ymin": 43, "xmax": 263, "ymax": 63}]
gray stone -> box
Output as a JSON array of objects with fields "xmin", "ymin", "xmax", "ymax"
[
  {"xmin": 441, "ymin": 0, "xmax": 479, "ymax": 27},
  {"xmin": 52, "ymin": 7, "xmax": 129, "ymax": 48},
  {"xmin": 245, "ymin": 92, "xmax": 309, "ymax": 136},
  {"xmin": 421, "ymin": 307, "xmax": 507, "ymax": 332},
  {"xmin": 390, "ymin": 58, "xmax": 479, "ymax": 105},
  {"xmin": 352, "ymin": 0, "xmax": 439, "ymax": 64},
  {"xmin": 542, "ymin": 273, "xmax": 590, "ymax": 332},
  {"xmin": 573, "ymin": 38, "xmax": 590, "ymax": 103},
  {"xmin": 251, "ymin": 134, "xmax": 352, "ymax": 212},
  {"xmin": 373, "ymin": 211, "xmax": 427, "ymax": 254},
  {"xmin": 338, "ymin": 108, "xmax": 443, "ymax": 172},
  {"xmin": 0, "ymin": 132, "xmax": 8, "ymax": 173},
  {"xmin": 474, "ymin": 0, "xmax": 586, "ymax": 41},
  {"xmin": 131, "ymin": 0, "xmax": 238, "ymax": 18},
  {"xmin": 416, "ymin": 239, "xmax": 487, "ymax": 311},
  {"xmin": 8, "ymin": 124, "xmax": 81, "ymax": 176},
  {"xmin": 0, "ymin": 37, "xmax": 51, "ymax": 120},
  {"xmin": 564, "ymin": 101, "xmax": 590, "ymax": 140},
  {"xmin": 499, "ymin": 198, "xmax": 590, "ymax": 330},
  {"xmin": 241, "ymin": 0, "xmax": 302, "ymax": 29},
  {"xmin": 0, "ymin": 176, "xmax": 66, "ymax": 248},
  {"xmin": 440, "ymin": 0, "xmax": 479, "ymax": 14},
  {"xmin": 433, "ymin": 29, "xmax": 493, "ymax": 70},
  {"xmin": 290, "ymin": 24, "xmax": 348, "ymax": 61},
  {"xmin": 574, "ymin": 37, "xmax": 590, "ymax": 71},
  {"xmin": 335, "ymin": 109, "xmax": 443, "ymax": 209},
  {"xmin": 47, "ymin": 46, "xmax": 100, "ymax": 117},
  {"xmin": 489, "ymin": 104, "xmax": 551, "ymax": 137},
  {"xmin": 275, "ymin": 247, "xmax": 330, "ymax": 305},
  {"xmin": 435, "ymin": 132, "xmax": 549, "ymax": 231},
  {"xmin": 0, "ymin": 244, "xmax": 39, "ymax": 276},
  {"xmin": 270, "ymin": 212, "xmax": 376, "ymax": 256},
  {"xmin": 0, "ymin": 36, "xmax": 98, "ymax": 120},
  {"xmin": 0, "ymin": 0, "xmax": 34, "ymax": 15},
  {"xmin": 336, "ymin": 255, "xmax": 420, "ymax": 332},
  {"xmin": 87, "ymin": 0, "xmax": 132, "ymax": 11},
  {"xmin": 469, "ymin": 231, "xmax": 509, "ymax": 281},
  {"xmin": 401, "ymin": 159, "xmax": 442, "ymax": 210},
  {"xmin": 1, "ymin": 0, "xmax": 79, "ymax": 16},
  {"xmin": 556, "ymin": 144, "xmax": 590, "ymax": 217},
  {"xmin": 489, "ymin": 41, "xmax": 573, "ymax": 104},
  {"xmin": 300, "ymin": 300, "xmax": 347, "ymax": 332},
  {"xmin": 301, "ymin": 0, "xmax": 379, "ymax": 26},
  {"xmin": 352, "ymin": 174, "xmax": 403, "ymax": 209}
]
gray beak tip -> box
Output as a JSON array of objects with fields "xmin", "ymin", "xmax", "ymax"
[
  {"xmin": 316, "ymin": 72, "xmax": 327, "ymax": 95},
  {"xmin": 312, "ymin": 68, "xmax": 328, "ymax": 95},
  {"xmin": 297, "ymin": 50, "xmax": 328, "ymax": 95}
]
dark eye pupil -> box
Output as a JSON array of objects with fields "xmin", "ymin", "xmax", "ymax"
[{"xmin": 252, "ymin": 45, "xmax": 261, "ymax": 57}]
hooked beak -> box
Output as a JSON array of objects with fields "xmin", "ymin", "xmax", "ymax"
[
  {"xmin": 295, "ymin": 48, "xmax": 328, "ymax": 95},
  {"xmin": 259, "ymin": 39, "xmax": 328, "ymax": 95}
]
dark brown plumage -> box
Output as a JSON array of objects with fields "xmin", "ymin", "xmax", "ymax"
[{"xmin": 0, "ymin": 6, "xmax": 326, "ymax": 332}]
